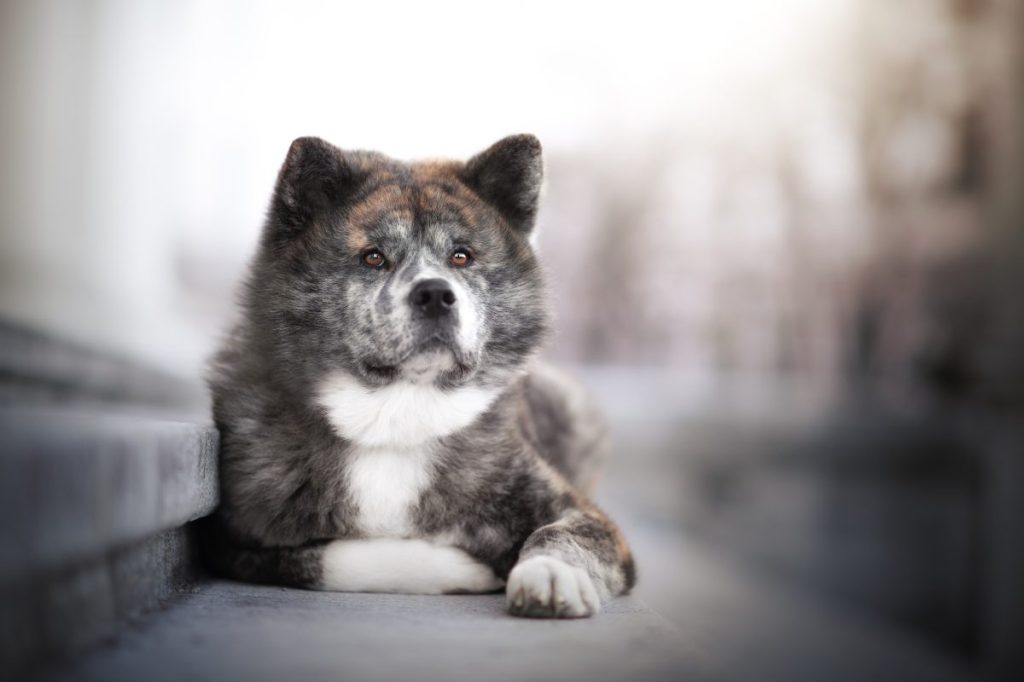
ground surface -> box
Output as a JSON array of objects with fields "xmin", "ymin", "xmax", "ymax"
[{"xmin": 51, "ymin": 508, "xmax": 972, "ymax": 682}]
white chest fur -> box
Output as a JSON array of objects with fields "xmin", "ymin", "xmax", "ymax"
[
  {"xmin": 345, "ymin": 445, "xmax": 433, "ymax": 537},
  {"xmin": 318, "ymin": 371, "xmax": 500, "ymax": 537},
  {"xmin": 316, "ymin": 371, "xmax": 499, "ymax": 448}
]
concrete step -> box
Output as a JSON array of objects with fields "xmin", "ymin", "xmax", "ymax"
[{"xmin": 0, "ymin": 407, "xmax": 218, "ymax": 674}]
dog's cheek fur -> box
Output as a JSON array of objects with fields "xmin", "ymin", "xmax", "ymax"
[
  {"xmin": 475, "ymin": 235, "xmax": 551, "ymax": 382},
  {"xmin": 244, "ymin": 217, "xmax": 405, "ymax": 390}
]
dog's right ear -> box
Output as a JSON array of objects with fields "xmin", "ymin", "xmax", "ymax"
[
  {"xmin": 461, "ymin": 134, "xmax": 543, "ymax": 235},
  {"xmin": 265, "ymin": 136, "xmax": 364, "ymax": 245}
]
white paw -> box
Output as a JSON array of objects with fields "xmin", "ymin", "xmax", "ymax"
[
  {"xmin": 320, "ymin": 539, "xmax": 504, "ymax": 594},
  {"xmin": 505, "ymin": 555, "xmax": 601, "ymax": 618}
]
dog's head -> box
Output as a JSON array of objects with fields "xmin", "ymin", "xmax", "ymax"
[{"xmin": 246, "ymin": 135, "xmax": 550, "ymax": 394}]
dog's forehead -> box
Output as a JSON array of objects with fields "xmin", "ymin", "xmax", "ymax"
[{"xmin": 343, "ymin": 162, "xmax": 488, "ymax": 252}]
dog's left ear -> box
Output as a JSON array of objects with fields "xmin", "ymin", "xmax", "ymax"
[{"xmin": 461, "ymin": 134, "xmax": 543, "ymax": 234}]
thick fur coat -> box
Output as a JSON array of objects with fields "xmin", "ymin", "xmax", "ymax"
[{"xmin": 205, "ymin": 134, "xmax": 635, "ymax": 617}]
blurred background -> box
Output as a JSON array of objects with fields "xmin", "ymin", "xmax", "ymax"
[{"xmin": 2, "ymin": 1, "xmax": 1022, "ymax": 680}]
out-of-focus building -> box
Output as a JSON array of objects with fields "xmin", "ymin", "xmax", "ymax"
[{"xmin": 538, "ymin": 2, "xmax": 1023, "ymax": 671}]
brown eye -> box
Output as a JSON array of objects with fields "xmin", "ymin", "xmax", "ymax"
[
  {"xmin": 363, "ymin": 250, "xmax": 386, "ymax": 268},
  {"xmin": 450, "ymin": 249, "xmax": 471, "ymax": 267}
]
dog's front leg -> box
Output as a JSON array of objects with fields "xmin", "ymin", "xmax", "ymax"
[
  {"xmin": 320, "ymin": 538, "xmax": 504, "ymax": 594},
  {"xmin": 506, "ymin": 506, "xmax": 635, "ymax": 618}
]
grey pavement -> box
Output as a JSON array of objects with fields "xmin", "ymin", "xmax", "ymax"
[{"xmin": 50, "ymin": 508, "xmax": 973, "ymax": 682}]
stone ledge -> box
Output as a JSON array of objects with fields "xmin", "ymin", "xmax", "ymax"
[
  {"xmin": 2, "ymin": 525, "xmax": 206, "ymax": 677},
  {"xmin": 0, "ymin": 407, "xmax": 218, "ymax": 583}
]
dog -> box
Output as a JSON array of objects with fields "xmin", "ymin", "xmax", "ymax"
[{"xmin": 205, "ymin": 134, "xmax": 635, "ymax": 618}]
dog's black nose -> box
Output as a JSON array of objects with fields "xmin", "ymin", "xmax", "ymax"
[{"xmin": 409, "ymin": 278, "xmax": 457, "ymax": 318}]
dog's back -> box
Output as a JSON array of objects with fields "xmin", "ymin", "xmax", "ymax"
[{"xmin": 517, "ymin": 363, "xmax": 609, "ymax": 496}]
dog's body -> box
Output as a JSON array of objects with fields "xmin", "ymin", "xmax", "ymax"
[{"xmin": 207, "ymin": 135, "xmax": 635, "ymax": 617}]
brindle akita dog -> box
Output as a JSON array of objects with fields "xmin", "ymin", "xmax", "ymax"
[{"xmin": 206, "ymin": 134, "xmax": 635, "ymax": 617}]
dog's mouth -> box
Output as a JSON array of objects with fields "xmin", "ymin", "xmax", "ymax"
[
  {"xmin": 361, "ymin": 363, "xmax": 400, "ymax": 382},
  {"xmin": 416, "ymin": 332, "xmax": 453, "ymax": 351},
  {"xmin": 402, "ymin": 346, "xmax": 456, "ymax": 377},
  {"xmin": 360, "ymin": 335, "xmax": 475, "ymax": 386}
]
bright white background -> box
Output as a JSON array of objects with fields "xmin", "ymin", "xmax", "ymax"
[{"xmin": 2, "ymin": 0, "xmax": 957, "ymax": 384}]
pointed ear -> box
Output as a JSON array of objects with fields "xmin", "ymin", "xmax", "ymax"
[
  {"xmin": 461, "ymin": 134, "xmax": 543, "ymax": 234},
  {"xmin": 266, "ymin": 136, "xmax": 364, "ymax": 244}
]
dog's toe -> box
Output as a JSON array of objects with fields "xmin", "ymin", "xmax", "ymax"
[{"xmin": 506, "ymin": 555, "xmax": 600, "ymax": 618}]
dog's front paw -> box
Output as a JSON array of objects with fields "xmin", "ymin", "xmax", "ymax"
[{"xmin": 506, "ymin": 555, "xmax": 601, "ymax": 618}]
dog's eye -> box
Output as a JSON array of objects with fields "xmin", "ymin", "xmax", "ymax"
[
  {"xmin": 450, "ymin": 249, "xmax": 472, "ymax": 267},
  {"xmin": 362, "ymin": 250, "xmax": 387, "ymax": 269}
]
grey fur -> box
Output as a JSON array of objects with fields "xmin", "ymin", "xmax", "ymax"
[{"xmin": 205, "ymin": 135, "xmax": 635, "ymax": 617}]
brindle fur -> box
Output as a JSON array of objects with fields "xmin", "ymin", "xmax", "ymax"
[{"xmin": 204, "ymin": 134, "xmax": 635, "ymax": 614}]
